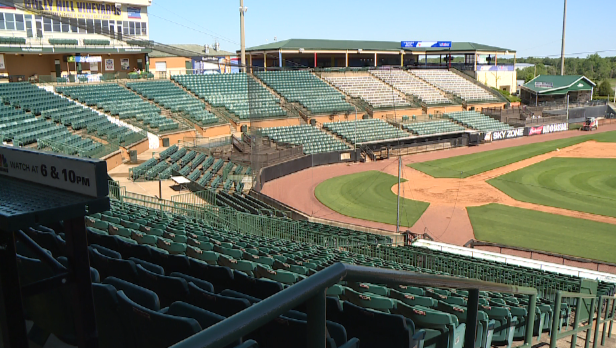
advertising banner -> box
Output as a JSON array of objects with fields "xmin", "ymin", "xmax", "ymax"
[
  {"xmin": 524, "ymin": 123, "xmax": 568, "ymax": 136},
  {"xmin": 0, "ymin": 54, "xmax": 5, "ymax": 70},
  {"xmin": 23, "ymin": 0, "xmax": 122, "ymax": 19},
  {"xmin": 68, "ymin": 56, "xmax": 102, "ymax": 63},
  {"xmin": 121, "ymin": 58, "xmax": 130, "ymax": 70},
  {"xmin": 490, "ymin": 127, "xmax": 524, "ymax": 141},
  {"xmin": 476, "ymin": 65, "xmax": 515, "ymax": 72},
  {"xmin": 401, "ymin": 41, "xmax": 452, "ymax": 48}
]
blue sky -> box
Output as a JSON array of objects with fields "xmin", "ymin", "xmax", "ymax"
[{"xmin": 148, "ymin": 0, "xmax": 615, "ymax": 58}]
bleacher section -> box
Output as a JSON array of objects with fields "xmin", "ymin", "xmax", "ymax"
[
  {"xmin": 126, "ymin": 80, "xmax": 221, "ymax": 127},
  {"xmin": 260, "ymin": 125, "xmax": 350, "ymax": 155},
  {"xmin": 255, "ymin": 70, "xmax": 355, "ymax": 114},
  {"xmin": 444, "ymin": 111, "xmax": 512, "ymax": 132},
  {"xmin": 323, "ymin": 119, "xmax": 409, "ymax": 144},
  {"xmin": 411, "ymin": 70, "xmax": 499, "ymax": 102},
  {"xmin": 172, "ymin": 73, "xmax": 287, "ymax": 120},
  {"xmin": 370, "ymin": 70, "xmax": 452, "ymax": 105},
  {"xmin": 323, "ymin": 75, "xmax": 411, "ymax": 108},
  {"xmin": 0, "ymin": 83, "xmax": 143, "ymax": 157},
  {"xmin": 18, "ymin": 193, "xmax": 601, "ymax": 348},
  {"xmin": 402, "ymin": 120, "xmax": 466, "ymax": 136},
  {"xmin": 57, "ymin": 84, "xmax": 180, "ymax": 133}
]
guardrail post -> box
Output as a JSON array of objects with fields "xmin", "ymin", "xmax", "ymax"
[
  {"xmin": 593, "ymin": 296, "xmax": 603, "ymax": 348},
  {"xmin": 306, "ymin": 289, "xmax": 326, "ymax": 348},
  {"xmin": 584, "ymin": 298, "xmax": 597, "ymax": 348},
  {"xmin": 550, "ymin": 292, "xmax": 563, "ymax": 348},
  {"xmin": 571, "ymin": 294, "xmax": 583, "ymax": 348},
  {"xmin": 526, "ymin": 293, "xmax": 537, "ymax": 344},
  {"xmin": 464, "ymin": 289, "xmax": 479, "ymax": 348},
  {"xmin": 608, "ymin": 298, "xmax": 615, "ymax": 339},
  {"xmin": 600, "ymin": 297, "xmax": 610, "ymax": 345}
]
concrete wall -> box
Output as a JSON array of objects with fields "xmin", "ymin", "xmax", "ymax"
[
  {"xmin": 195, "ymin": 123, "xmax": 232, "ymax": 138},
  {"xmin": 373, "ymin": 108, "xmax": 423, "ymax": 119},
  {"xmin": 475, "ymin": 70, "xmax": 517, "ymax": 94},
  {"xmin": 237, "ymin": 118, "xmax": 302, "ymax": 132},
  {"xmin": 103, "ymin": 150, "xmax": 124, "ymax": 171},
  {"xmin": 158, "ymin": 129, "xmax": 197, "ymax": 147},
  {"xmin": 149, "ymin": 56, "xmax": 191, "ymax": 77},
  {"xmin": 424, "ymin": 104, "xmax": 464, "ymax": 115},
  {"xmin": 126, "ymin": 138, "xmax": 149, "ymax": 155},
  {"xmin": 468, "ymin": 102, "xmax": 507, "ymax": 112}
]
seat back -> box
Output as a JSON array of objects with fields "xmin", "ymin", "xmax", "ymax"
[
  {"xmin": 116, "ymin": 291, "xmax": 201, "ymax": 348},
  {"xmin": 338, "ymin": 301, "xmax": 412, "ymax": 348},
  {"xmin": 103, "ymin": 276, "xmax": 160, "ymax": 310},
  {"xmin": 187, "ymin": 283, "xmax": 251, "ymax": 317},
  {"xmin": 135, "ymin": 264, "xmax": 189, "ymax": 307}
]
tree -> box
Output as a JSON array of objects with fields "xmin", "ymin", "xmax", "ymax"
[{"xmin": 597, "ymin": 80, "xmax": 613, "ymax": 96}]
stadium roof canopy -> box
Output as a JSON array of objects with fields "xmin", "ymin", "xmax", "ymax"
[
  {"xmin": 150, "ymin": 44, "xmax": 236, "ymax": 58},
  {"xmin": 245, "ymin": 39, "xmax": 515, "ymax": 54},
  {"xmin": 522, "ymin": 75, "xmax": 595, "ymax": 96}
]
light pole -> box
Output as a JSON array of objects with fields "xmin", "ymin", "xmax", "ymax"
[
  {"xmin": 239, "ymin": 0, "xmax": 247, "ymax": 72},
  {"xmin": 560, "ymin": 0, "xmax": 567, "ymax": 75}
]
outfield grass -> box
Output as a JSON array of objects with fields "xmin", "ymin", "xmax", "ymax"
[
  {"xmin": 314, "ymin": 171, "xmax": 429, "ymax": 228},
  {"xmin": 410, "ymin": 130, "xmax": 616, "ymax": 178},
  {"xmin": 468, "ymin": 203, "xmax": 616, "ymax": 263},
  {"xmin": 488, "ymin": 158, "xmax": 616, "ymax": 218}
]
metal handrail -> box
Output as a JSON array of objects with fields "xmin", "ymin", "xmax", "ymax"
[
  {"xmin": 549, "ymin": 291, "xmax": 616, "ymax": 348},
  {"xmin": 171, "ymin": 263, "xmax": 538, "ymax": 348}
]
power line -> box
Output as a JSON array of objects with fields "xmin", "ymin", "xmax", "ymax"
[
  {"xmin": 150, "ymin": 2, "xmax": 239, "ymax": 45},
  {"xmin": 148, "ymin": 13, "xmax": 239, "ymax": 47}
]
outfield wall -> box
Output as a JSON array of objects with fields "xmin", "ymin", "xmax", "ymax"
[{"xmin": 413, "ymin": 239, "xmax": 616, "ymax": 283}]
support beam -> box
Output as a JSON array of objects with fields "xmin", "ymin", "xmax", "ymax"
[
  {"xmin": 263, "ymin": 53, "xmax": 267, "ymax": 69},
  {"xmin": 239, "ymin": 0, "xmax": 246, "ymax": 73},
  {"xmin": 279, "ymin": 50, "xmax": 283, "ymax": 68},
  {"xmin": 400, "ymin": 52, "xmax": 404, "ymax": 67},
  {"xmin": 314, "ymin": 52, "xmax": 317, "ymax": 68},
  {"xmin": 560, "ymin": 0, "xmax": 567, "ymax": 75},
  {"xmin": 345, "ymin": 50, "xmax": 348, "ymax": 67},
  {"xmin": 374, "ymin": 52, "xmax": 377, "ymax": 67}
]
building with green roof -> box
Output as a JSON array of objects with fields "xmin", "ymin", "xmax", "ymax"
[
  {"xmin": 520, "ymin": 75, "xmax": 596, "ymax": 105},
  {"xmin": 242, "ymin": 38, "xmax": 518, "ymax": 93}
]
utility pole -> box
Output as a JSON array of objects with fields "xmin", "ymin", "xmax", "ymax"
[
  {"xmin": 560, "ymin": 0, "xmax": 567, "ymax": 75},
  {"xmin": 239, "ymin": 0, "xmax": 247, "ymax": 72}
]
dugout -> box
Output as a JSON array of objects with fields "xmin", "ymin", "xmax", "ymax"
[{"xmin": 520, "ymin": 75, "xmax": 596, "ymax": 106}]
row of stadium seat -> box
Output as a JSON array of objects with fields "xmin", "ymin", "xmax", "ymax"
[
  {"xmin": 410, "ymin": 70, "xmax": 499, "ymax": 102},
  {"xmin": 324, "ymin": 75, "xmax": 411, "ymax": 109},
  {"xmin": 402, "ymin": 120, "xmax": 466, "ymax": 136},
  {"xmin": 443, "ymin": 111, "xmax": 512, "ymax": 132},
  {"xmin": 260, "ymin": 124, "xmax": 350, "ymax": 155},
  {"xmin": 20, "ymin": 196, "xmax": 595, "ymax": 348},
  {"xmin": 126, "ymin": 80, "xmax": 221, "ymax": 127},
  {"xmin": 0, "ymin": 83, "xmax": 143, "ymax": 157},
  {"xmin": 255, "ymin": 70, "xmax": 355, "ymax": 115},
  {"xmin": 371, "ymin": 70, "xmax": 453, "ymax": 105},
  {"xmin": 172, "ymin": 73, "xmax": 287, "ymax": 120},
  {"xmin": 57, "ymin": 83, "xmax": 180, "ymax": 134},
  {"xmin": 323, "ymin": 119, "xmax": 409, "ymax": 144}
]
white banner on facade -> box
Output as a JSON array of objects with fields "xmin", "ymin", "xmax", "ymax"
[{"xmin": 0, "ymin": 54, "xmax": 5, "ymax": 70}]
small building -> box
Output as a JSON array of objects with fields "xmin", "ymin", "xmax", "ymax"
[
  {"xmin": 0, "ymin": 0, "xmax": 152, "ymax": 82},
  {"xmin": 520, "ymin": 75, "xmax": 596, "ymax": 106},
  {"xmin": 149, "ymin": 44, "xmax": 236, "ymax": 78}
]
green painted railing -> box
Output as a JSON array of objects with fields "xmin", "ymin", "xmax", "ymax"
[
  {"xmin": 549, "ymin": 292, "xmax": 616, "ymax": 348},
  {"xmin": 170, "ymin": 263, "xmax": 538, "ymax": 348}
]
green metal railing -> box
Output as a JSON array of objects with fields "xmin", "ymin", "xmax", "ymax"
[
  {"xmin": 549, "ymin": 292, "xmax": 616, "ymax": 348},
  {"xmin": 170, "ymin": 263, "xmax": 539, "ymax": 348},
  {"xmin": 171, "ymin": 189, "xmax": 217, "ymax": 206}
]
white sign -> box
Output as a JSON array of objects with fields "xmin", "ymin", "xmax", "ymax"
[
  {"xmin": 90, "ymin": 63, "xmax": 98, "ymax": 72},
  {"xmin": 0, "ymin": 146, "xmax": 107, "ymax": 197},
  {"xmin": 121, "ymin": 58, "xmax": 130, "ymax": 70},
  {"xmin": 491, "ymin": 127, "xmax": 524, "ymax": 141},
  {"xmin": 105, "ymin": 58, "xmax": 115, "ymax": 71},
  {"xmin": 0, "ymin": 54, "xmax": 5, "ymax": 70}
]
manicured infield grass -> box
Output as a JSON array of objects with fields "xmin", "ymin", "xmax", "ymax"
[
  {"xmin": 315, "ymin": 170, "xmax": 429, "ymax": 228},
  {"xmin": 410, "ymin": 130, "xmax": 616, "ymax": 178},
  {"xmin": 468, "ymin": 203, "xmax": 616, "ymax": 263},
  {"xmin": 488, "ymin": 158, "xmax": 616, "ymax": 218}
]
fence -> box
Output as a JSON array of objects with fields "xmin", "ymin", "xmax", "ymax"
[
  {"xmin": 548, "ymin": 292, "xmax": 616, "ymax": 348},
  {"xmin": 171, "ymin": 189, "xmax": 217, "ymax": 206}
]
